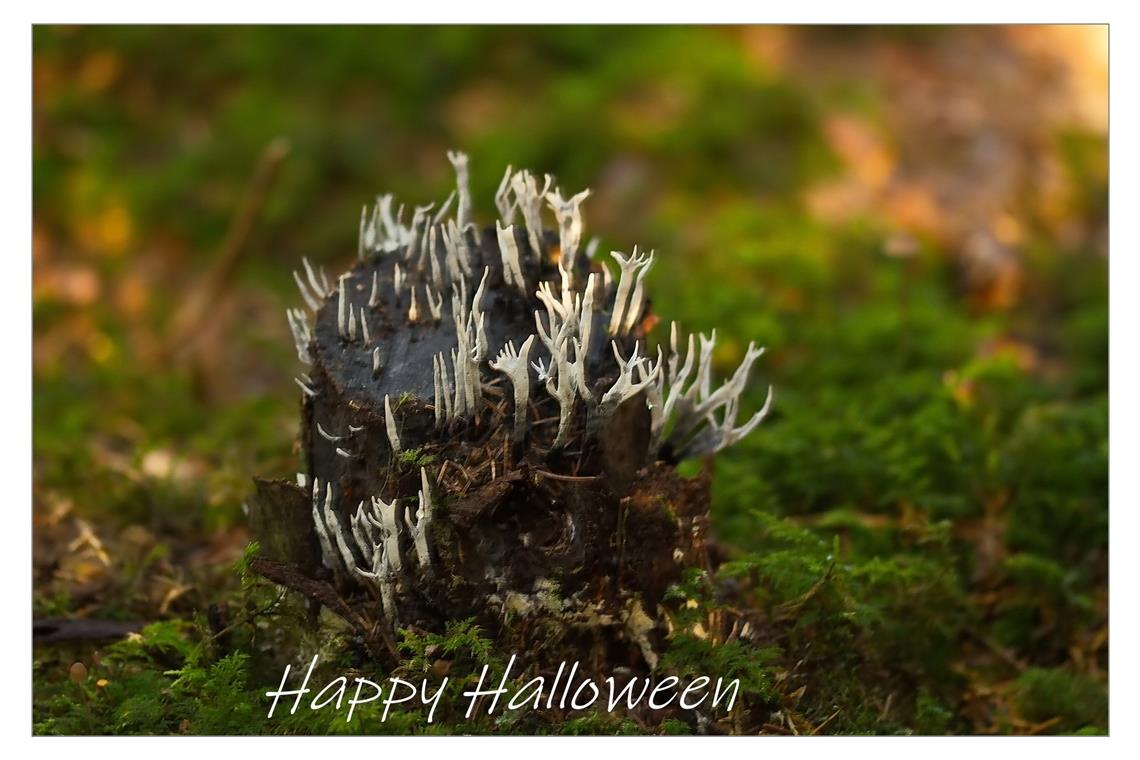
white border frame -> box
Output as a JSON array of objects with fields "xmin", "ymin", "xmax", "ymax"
[{"xmin": 4, "ymin": 5, "xmax": 1129, "ymax": 757}]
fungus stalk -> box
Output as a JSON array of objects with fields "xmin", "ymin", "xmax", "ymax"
[
  {"xmin": 579, "ymin": 272, "xmax": 597, "ymax": 359},
  {"xmin": 490, "ymin": 335, "xmax": 536, "ymax": 444},
  {"xmin": 405, "ymin": 467, "xmax": 434, "ymax": 569},
  {"xmin": 496, "ymin": 222, "xmax": 527, "ymax": 296},
  {"xmin": 310, "ymin": 478, "xmax": 337, "ymax": 571},
  {"xmin": 546, "ymin": 342, "xmax": 579, "ymax": 450},
  {"xmin": 350, "ymin": 501, "xmax": 376, "ymax": 561},
  {"xmin": 384, "ymin": 394, "xmax": 402, "ymax": 454},
  {"xmin": 407, "ymin": 285, "xmax": 420, "ymax": 323},
  {"xmin": 546, "ymin": 187, "xmax": 591, "ymax": 272},
  {"xmin": 311, "ymin": 479, "xmax": 358, "ymax": 575},
  {"xmin": 294, "ymin": 377, "xmax": 317, "ymax": 397},
  {"xmin": 285, "ymin": 308, "xmax": 312, "ymax": 364},
  {"xmin": 588, "ymin": 341, "xmax": 660, "ymax": 437},
  {"xmin": 368, "ymin": 271, "xmax": 380, "ymax": 307},
  {"xmin": 447, "ymin": 150, "xmax": 473, "ymax": 231},
  {"xmin": 433, "ymin": 354, "xmax": 445, "ymax": 428},
  {"xmin": 510, "ymin": 169, "xmax": 553, "ymax": 259},
  {"xmin": 494, "ymin": 164, "xmax": 515, "ymax": 222},
  {"xmin": 293, "ymin": 271, "xmax": 321, "ymax": 312},
  {"xmin": 337, "ymin": 274, "xmax": 349, "ymax": 340},
  {"xmin": 359, "ymin": 307, "xmax": 372, "ymax": 344},
  {"xmin": 607, "ymin": 248, "xmax": 653, "ymax": 335},
  {"xmin": 367, "ymin": 495, "xmax": 403, "ymax": 573},
  {"xmin": 303, "ymin": 257, "xmax": 329, "ymax": 298},
  {"xmin": 622, "ymin": 250, "xmax": 655, "ymax": 334},
  {"xmin": 407, "ymin": 203, "xmax": 434, "ymax": 264}
]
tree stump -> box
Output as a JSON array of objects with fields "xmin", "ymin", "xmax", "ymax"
[{"xmin": 249, "ymin": 154, "xmax": 773, "ymax": 672}]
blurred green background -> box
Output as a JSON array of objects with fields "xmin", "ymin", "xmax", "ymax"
[{"xmin": 32, "ymin": 25, "xmax": 1107, "ymax": 734}]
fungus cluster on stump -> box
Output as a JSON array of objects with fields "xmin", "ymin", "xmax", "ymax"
[{"xmin": 248, "ymin": 152, "xmax": 773, "ymax": 673}]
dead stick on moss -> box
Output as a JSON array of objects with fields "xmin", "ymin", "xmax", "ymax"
[
  {"xmin": 879, "ymin": 692, "xmax": 894, "ymax": 721},
  {"xmin": 169, "ymin": 137, "xmax": 291, "ymax": 355},
  {"xmin": 776, "ymin": 557, "xmax": 835, "ymax": 618},
  {"xmin": 810, "ymin": 708, "xmax": 842, "ymax": 735},
  {"xmin": 617, "ymin": 497, "xmax": 629, "ymax": 586},
  {"xmin": 205, "ymin": 589, "xmax": 288, "ymax": 644},
  {"xmin": 533, "ymin": 469, "xmax": 600, "ymax": 483},
  {"xmin": 965, "ymin": 627, "xmax": 1028, "ymax": 672},
  {"xmin": 1027, "ymin": 716, "xmax": 1063, "ymax": 735},
  {"xmin": 33, "ymin": 618, "xmax": 146, "ymax": 644}
]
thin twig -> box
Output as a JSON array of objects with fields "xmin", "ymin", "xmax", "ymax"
[
  {"xmin": 169, "ymin": 137, "xmax": 291, "ymax": 355},
  {"xmin": 533, "ymin": 469, "xmax": 600, "ymax": 483},
  {"xmin": 810, "ymin": 708, "xmax": 842, "ymax": 735}
]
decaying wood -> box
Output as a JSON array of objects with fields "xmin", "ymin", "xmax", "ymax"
[
  {"xmin": 249, "ymin": 155, "xmax": 773, "ymax": 689},
  {"xmin": 249, "ymin": 555, "xmax": 398, "ymax": 665},
  {"xmin": 33, "ymin": 618, "xmax": 146, "ymax": 644}
]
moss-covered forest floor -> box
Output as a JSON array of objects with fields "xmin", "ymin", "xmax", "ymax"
[{"xmin": 32, "ymin": 25, "xmax": 1107, "ymax": 734}]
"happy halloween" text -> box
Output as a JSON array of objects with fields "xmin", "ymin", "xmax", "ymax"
[{"xmin": 265, "ymin": 654, "xmax": 741, "ymax": 723}]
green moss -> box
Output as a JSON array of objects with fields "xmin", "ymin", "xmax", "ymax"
[
  {"xmin": 397, "ymin": 447, "xmax": 437, "ymax": 468},
  {"xmin": 1015, "ymin": 668, "xmax": 1107, "ymax": 734},
  {"xmin": 558, "ymin": 712, "xmax": 642, "ymax": 735},
  {"xmin": 914, "ymin": 689, "xmax": 955, "ymax": 734}
]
